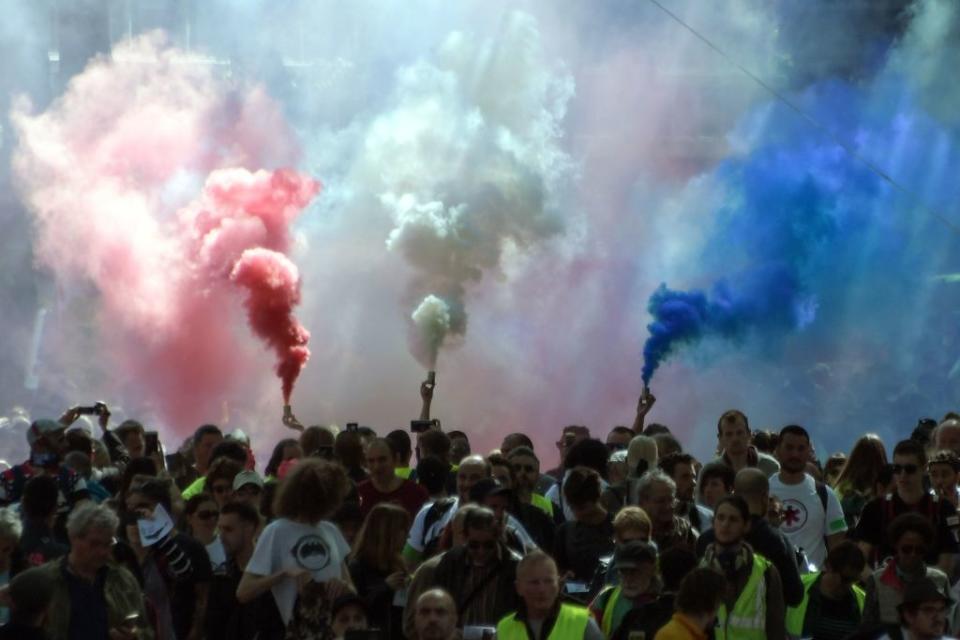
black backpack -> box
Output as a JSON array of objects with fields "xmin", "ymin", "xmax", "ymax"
[{"xmin": 421, "ymin": 497, "xmax": 457, "ymax": 558}]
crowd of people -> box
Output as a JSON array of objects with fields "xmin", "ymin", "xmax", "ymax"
[{"xmin": 0, "ymin": 381, "xmax": 959, "ymax": 640}]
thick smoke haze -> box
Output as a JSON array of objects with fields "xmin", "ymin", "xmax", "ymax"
[{"xmin": 1, "ymin": 0, "xmax": 958, "ymax": 464}]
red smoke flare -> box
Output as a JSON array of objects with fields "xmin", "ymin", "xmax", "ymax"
[
  {"xmin": 181, "ymin": 168, "xmax": 320, "ymax": 404},
  {"xmin": 231, "ymin": 248, "xmax": 311, "ymax": 403}
]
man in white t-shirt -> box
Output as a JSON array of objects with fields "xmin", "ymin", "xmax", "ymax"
[{"xmin": 768, "ymin": 425, "xmax": 847, "ymax": 570}]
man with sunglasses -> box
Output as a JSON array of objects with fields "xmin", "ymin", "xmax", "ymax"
[
  {"xmin": 505, "ymin": 447, "xmax": 555, "ymax": 519},
  {"xmin": 785, "ymin": 541, "xmax": 867, "ymax": 640},
  {"xmin": 432, "ymin": 506, "xmax": 521, "ymax": 629},
  {"xmin": 852, "ymin": 440, "xmax": 959, "ymax": 576},
  {"xmin": 605, "ymin": 427, "xmax": 634, "ymax": 455}
]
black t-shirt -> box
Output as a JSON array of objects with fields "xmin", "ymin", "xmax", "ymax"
[
  {"xmin": 64, "ymin": 565, "xmax": 109, "ymax": 640},
  {"xmin": 169, "ymin": 533, "xmax": 213, "ymax": 640},
  {"xmin": 851, "ymin": 493, "xmax": 960, "ymax": 564},
  {"xmin": 554, "ymin": 513, "xmax": 615, "ymax": 583},
  {"xmin": 611, "ymin": 594, "xmax": 674, "ymax": 640},
  {"xmin": 802, "ymin": 575, "xmax": 862, "ymax": 640},
  {"xmin": 206, "ymin": 560, "xmax": 284, "ymax": 640},
  {"xmin": 511, "ymin": 502, "xmax": 555, "ymax": 551}
]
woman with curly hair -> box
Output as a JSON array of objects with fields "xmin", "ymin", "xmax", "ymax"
[{"xmin": 238, "ymin": 458, "xmax": 354, "ymax": 639}]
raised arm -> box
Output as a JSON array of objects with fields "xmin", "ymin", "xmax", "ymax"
[{"xmin": 631, "ymin": 388, "xmax": 656, "ymax": 434}]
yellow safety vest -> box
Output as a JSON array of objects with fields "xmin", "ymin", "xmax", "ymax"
[
  {"xmin": 785, "ymin": 572, "xmax": 865, "ymax": 637},
  {"xmin": 531, "ymin": 493, "xmax": 555, "ymax": 517},
  {"xmin": 181, "ymin": 476, "xmax": 206, "ymax": 500},
  {"xmin": 599, "ymin": 586, "xmax": 622, "ymax": 637},
  {"xmin": 715, "ymin": 554, "xmax": 771, "ymax": 640},
  {"xmin": 497, "ymin": 603, "xmax": 591, "ymax": 640}
]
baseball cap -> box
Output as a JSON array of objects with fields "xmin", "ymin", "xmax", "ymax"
[
  {"xmin": 613, "ymin": 540, "xmax": 658, "ymax": 570},
  {"xmin": 469, "ymin": 478, "xmax": 511, "ymax": 503},
  {"xmin": 898, "ymin": 577, "xmax": 954, "ymax": 611},
  {"xmin": 233, "ymin": 470, "xmax": 264, "ymax": 491},
  {"xmin": 27, "ymin": 419, "xmax": 65, "ymax": 447}
]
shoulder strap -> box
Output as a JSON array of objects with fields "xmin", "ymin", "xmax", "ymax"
[
  {"xmin": 457, "ymin": 558, "xmax": 507, "ymax": 623},
  {"xmin": 815, "ymin": 481, "xmax": 829, "ymax": 514},
  {"xmin": 689, "ymin": 503, "xmax": 701, "ymax": 530},
  {"xmin": 421, "ymin": 498, "xmax": 455, "ymax": 547}
]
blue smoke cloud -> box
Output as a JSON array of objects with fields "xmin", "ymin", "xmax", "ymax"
[{"xmin": 641, "ymin": 74, "xmax": 960, "ymax": 395}]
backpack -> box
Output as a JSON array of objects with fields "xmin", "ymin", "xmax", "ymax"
[{"xmin": 421, "ymin": 497, "xmax": 457, "ymax": 558}]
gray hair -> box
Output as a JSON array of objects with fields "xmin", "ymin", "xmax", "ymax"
[
  {"xmin": 0, "ymin": 506, "xmax": 22, "ymax": 541},
  {"xmin": 635, "ymin": 469, "xmax": 677, "ymax": 502},
  {"xmin": 66, "ymin": 502, "xmax": 119, "ymax": 539}
]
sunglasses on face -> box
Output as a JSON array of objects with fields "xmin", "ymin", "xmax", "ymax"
[
  {"xmin": 212, "ymin": 484, "xmax": 232, "ymax": 494},
  {"xmin": 197, "ymin": 510, "xmax": 219, "ymax": 520},
  {"xmin": 892, "ymin": 464, "xmax": 919, "ymax": 475},
  {"xmin": 467, "ymin": 540, "xmax": 496, "ymax": 551},
  {"xmin": 898, "ymin": 544, "xmax": 926, "ymax": 556},
  {"xmin": 512, "ymin": 464, "xmax": 537, "ymax": 473}
]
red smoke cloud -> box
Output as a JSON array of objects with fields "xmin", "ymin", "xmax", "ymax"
[{"xmin": 11, "ymin": 33, "xmax": 319, "ymax": 433}]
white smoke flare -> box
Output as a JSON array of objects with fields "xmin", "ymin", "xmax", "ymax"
[{"xmin": 411, "ymin": 294, "xmax": 454, "ymax": 368}]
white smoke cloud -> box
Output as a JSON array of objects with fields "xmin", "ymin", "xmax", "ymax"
[{"xmin": 358, "ymin": 11, "xmax": 576, "ymax": 368}]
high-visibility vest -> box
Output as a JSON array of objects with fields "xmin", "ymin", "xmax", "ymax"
[
  {"xmin": 497, "ymin": 603, "xmax": 591, "ymax": 640},
  {"xmin": 531, "ymin": 493, "xmax": 555, "ymax": 517},
  {"xmin": 599, "ymin": 586, "xmax": 622, "ymax": 637},
  {"xmin": 715, "ymin": 554, "xmax": 771, "ymax": 640},
  {"xmin": 785, "ymin": 572, "xmax": 866, "ymax": 637}
]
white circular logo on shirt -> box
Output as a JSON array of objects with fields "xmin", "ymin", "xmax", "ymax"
[
  {"xmin": 292, "ymin": 535, "xmax": 331, "ymax": 571},
  {"xmin": 781, "ymin": 498, "xmax": 808, "ymax": 533}
]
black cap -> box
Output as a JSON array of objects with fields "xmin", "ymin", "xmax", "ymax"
[
  {"xmin": 613, "ymin": 540, "xmax": 657, "ymax": 569},
  {"xmin": 897, "ymin": 577, "xmax": 954, "ymax": 611},
  {"xmin": 469, "ymin": 478, "xmax": 511, "ymax": 503}
]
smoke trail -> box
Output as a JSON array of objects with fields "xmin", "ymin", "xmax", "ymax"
[
  {"xmin": 11, "ymin": 32, "xmax": 317, "ymax": 432},
  {"xmin": 361, "ymin": 11, "xmax": 575, "ymax": 368},
  {"xmin": 231, "ymin": 249, "xmax": 310, "ymax": 402}
]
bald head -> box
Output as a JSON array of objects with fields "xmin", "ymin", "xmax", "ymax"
[
  {"xmin": 935, "ymin": 420, "xmax": 960, "ymax": 454},
  {"xmin": 415, "ymin": 589, "xmax": 457, "ymax": 640},
  {"xmin": 734, "ymin": 468, "xmax": 769, "ymax": 515}
]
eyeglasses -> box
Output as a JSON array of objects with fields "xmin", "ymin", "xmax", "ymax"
[
  {"xmin": 197, "ymin": 510, "xmax": 219, "ymax": 520},
  {"xmin": 467, "ymin": 540, "xmax": 497, "ymax": 551},
  {"xmin": 898, "ymin": 544, "xmax": 927, "ymax": 556},
  {"xmin": 892, "ymin": 464, "xmax": 919, "ymax": 475}
]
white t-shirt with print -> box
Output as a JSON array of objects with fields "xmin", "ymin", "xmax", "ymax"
[
  {"xmin": 246, "ymin": 518, "xmax": 350, "ymax": 625},
  {"xmin": 768, "ymin": 473, "xmax": 847, "ymax": 569}
]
